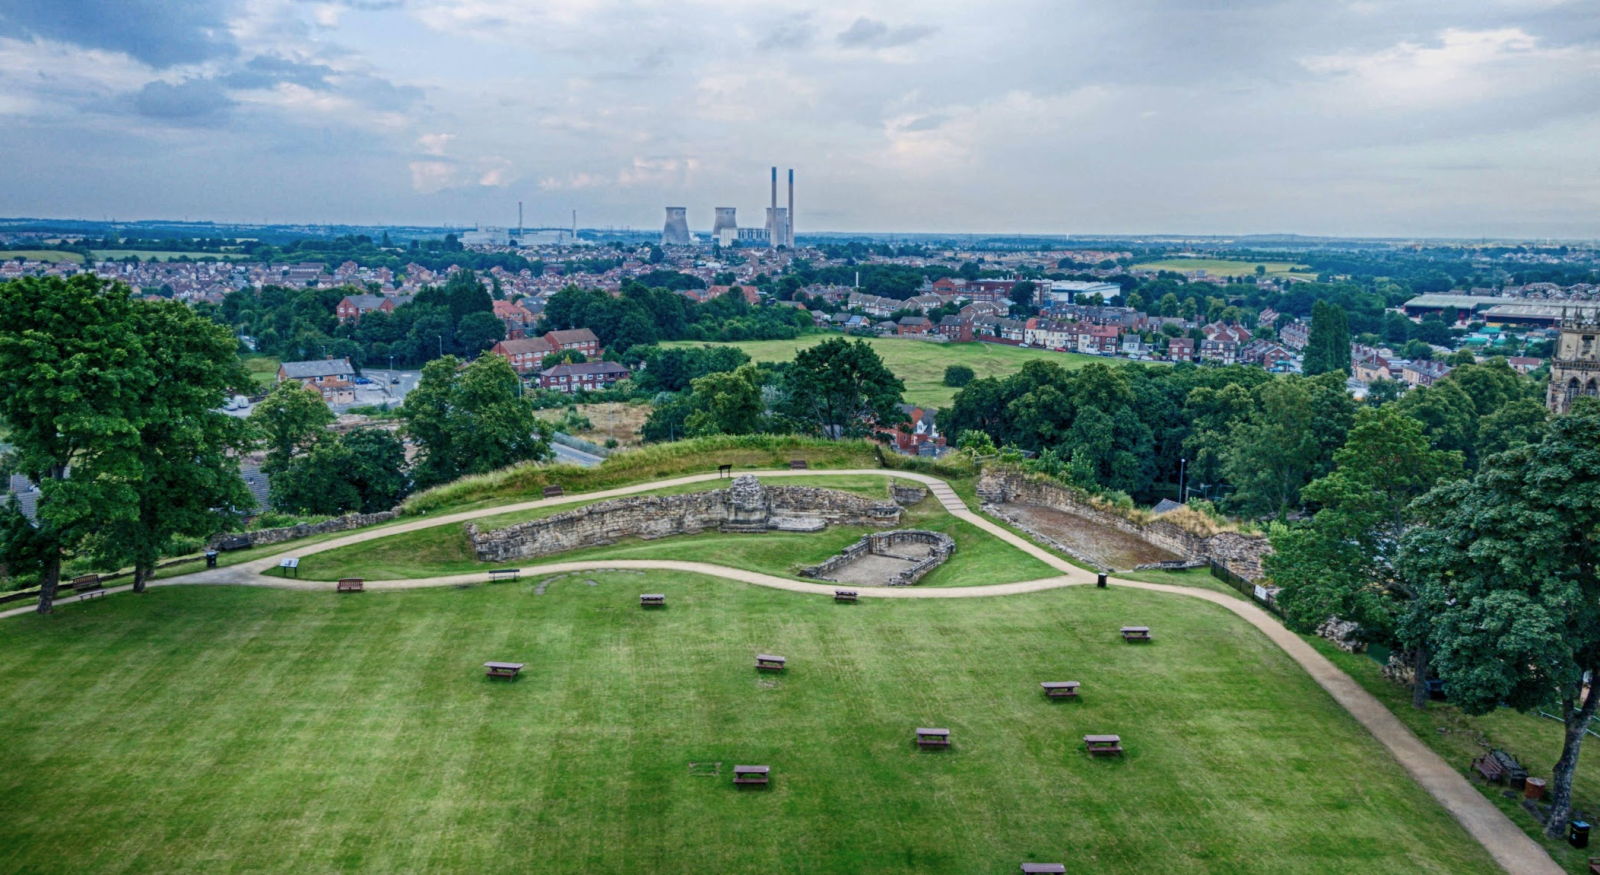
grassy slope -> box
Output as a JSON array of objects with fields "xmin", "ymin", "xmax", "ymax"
[
  {"xmin": 91, "ymin": 250, "xmax": 252, "ymax": 262},
  {"xmin": 0, "ymin": 581, "xmax": 1500, "ymax": 875},
  {"xmin": 1, "ymin": 250, "xmax": 85, "ymax": 264},
  {"xmin": 1131, "ymin": 258, "xmax": 1313, "ymax": 278},
  {"xmin": 660, "ymin": 337, "xmax": 1106, "ymax": 408}
]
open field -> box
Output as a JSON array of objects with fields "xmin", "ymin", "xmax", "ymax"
[
  {"xmin": 242, "ymin": 355, "xmax": 282, "ymax": 389},
  {"xmin": 661, "ymin": 337, "xmax": 1108, "ymax": 408},
  {"xmin": 1132, "ymin": 258, "xmax": 1315, "ymax": 279},
  {"xmin": 1, "ymin": 249, "xmax": 84, "ymax": 264},
  {"xmin": 0, "ymin": 580, "xmax": 1502, "ymax": 875},
  {"xmin": 91, "ymin": 249, "xmax": 252, "ymax": 262},
  {"xmin": 536, "ymin": 400, "xmax": 652, "ymax": 447}
]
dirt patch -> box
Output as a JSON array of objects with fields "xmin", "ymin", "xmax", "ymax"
[
  {"xmin": 536, "ymin": 401, "xmax": 652, "ymax": 447},
  {"xmin": 1004, "ymin": 503, "xmax": 1182, "ymax": 570},
  {"xmin": 828, "ymin": 553, "xmax": 926, "ymax": 586}
]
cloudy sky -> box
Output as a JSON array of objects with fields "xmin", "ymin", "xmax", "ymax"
[{"xmin": 1, "ymin": 0, "xmax": 1598, "ymax": 237}]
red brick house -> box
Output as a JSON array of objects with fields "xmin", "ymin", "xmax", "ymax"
[
  {"xmin": 936, "ymin": 316, "xmax": 974, "ymax": 342},
  {"xmin": 539, "ymin": 361, "xmax": 631, "ymax": 394},
  {"xmin": 1168, "ymin": 337, "xmax": 1196, "ymax": 362},
  {"xmin": 277, "ymin": 358, "xmax": 356, "ymax": 404},
  {"xmin": 493, "ymin": 300, "xmax": 536, "ymax": 339},
  {"xmin": 491, "ymin": 337, "xmax": 556, "ymax": 374},
  {"xmin": 544, "ymin": 328, "xmax": 601, "ymax": 358},
  {"xmin": 896, "ymin": 315, "xmax": 932, "ymax": 336},
  {"xmin": 336, "ymin": 294, "xmax": 395, "ymax": 324}
]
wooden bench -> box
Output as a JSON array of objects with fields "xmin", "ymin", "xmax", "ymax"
[
  {"xmin": 733, "ymin": 765, "xmax": 770, "ymax": 786},
  {"xmin": 1472, "ymin": 754, "xmax": 1506, "ymax": 784},
  {"xmin": 278, "ymin": 558, "xmax": 299, "ymax": 578},
  {"xmin": 834, "ymin": 590, "xmax": 858, "ymax": 603},
  {"xmin": 718, "ymin": 464, "xmax": 732, "ymax": 479},
  {"xmin": 70, "ymin": 575, "xmax": 104, "ymax": 597},
  {"xmin": 1085, "ymin": 734, "xmax": 1123, "ymax": 756},
  {"xmin": 1120, "ymin": 626, "xmax": 1151, "ymax": 642},
  {"xmin": 484, "ymin": 661, "xmax": 524, "ymax": 681},
  {"xmin": 488, "ymin": 568, "xmax": 521, "ymax": 583},
  {"xmin": 542, "ymin": 485, "xmax": 563, "ymax": 499},
  {"xmin": 1021, "ymin": 865, "xmax": 1066, "ymax": 874},
  {"xmin": 336, "ymin": 578, "xmax": 364, "ymax": 593},
  {"xmin": 1587, "ymin": 857, "xmax": 1600, "ymax": 875},
  {"xmin": 756, "ymin": 654, "xmax": 786, "ymax": 672},
  {"xmin": 640, "ymin": 594, "xmax": 666, "ymax": 608},
  {"xmin": 1041, "ymin": 682, "xmax": 1080, "ymax": 699},
  {"xmin": 789, "ymin": 459, "xmax": 809, "ymax": 470},
  {"xmin": 916, "ymin": 728, "xmax": 951, "ymax": 749}
]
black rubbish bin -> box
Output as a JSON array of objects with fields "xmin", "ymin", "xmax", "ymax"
[
  {"xmin": 1570, "ymin": 820, "xmax": 1590, "ymax": 849},
  {"xmin": 205, "ymin": 551, "xmax": 218, "ymax": 569},
  {"xmin": 1096, "ymin": 573, "xmax": 1107, "ymax": 588}
]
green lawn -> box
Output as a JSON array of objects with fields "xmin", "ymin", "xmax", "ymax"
[
  {"xmin": 242, "ymin": 355, "xmax": 282, "ymax": 389},
  {"xmin": 1, "ymin": 249, "xmax": 84, "ymax": 264},
  {"xmin": 0, "ymin": 581, "xmax": 1501, "ymax": 875},
  {"xmin": 662, "ymin": 337, "xmax": 1108, "ymax": 408},
  {"xmin": 1132, "ymin": 258, "xmax": 1315, "ymax": 279},
  {"xmin": 91, "ymin": 249, "xmax": 252, "ymax": 262}
]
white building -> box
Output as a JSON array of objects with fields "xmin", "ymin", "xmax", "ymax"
[{"xmin": 1046, "ymin": 281, "xmax": 1120, "ymax": 304}]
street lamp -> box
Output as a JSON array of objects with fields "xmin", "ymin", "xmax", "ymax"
[{"xmin": 1179, "ymin": 457, "xmax": 1187, "ymax": 504}]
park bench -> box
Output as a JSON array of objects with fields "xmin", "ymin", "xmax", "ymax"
[
  {"xmin": 215, "ymin": 534, "xmax": 252, "ymax": 552},
  {"xmin": 755, "ymin": 654, "xmax": 787, "ymax": 672},
  {"xmin": 789, "ymin": 459, "xmax": 808, "ymax": 470},
  {"xmin": 542, "ymin": 485, "xmax": 563, "ymax": 499},
  {"xmin": 1085, "ymin": 734, "xmax": 1123, "ymax": 756},
  {"xmin": 1021, "ymin": 865, "xmax": 1066, "ymax": 874},
  {"xmin": 834, "ymin": 590, "xmax": 858, "ymax": 603},
  {"xmin": 484, "ymin": 661, "xmax": 524, "ymax": 681},
  {"xmin": 1040, "ymin": 682, "xmax": 1080, "ymax": 700},
  {"xmin": 488, "ymin": 569, "xmax": 521, "ymax": 583},
  {"xmin": 336, "ymin": 578, "xmax": 364, "ymax": 593},
  {"xmin": 641, "ymin": 594, "xmax": 666, "ymax": 608},
  {"xmin": 278, "ymin": 558, "xmax": 299, "ymax": 578},
  {"xmin": 718, "ymin": 464, "xmax": 732, "ymax": 479},
  {"xmin": 70, "ymin": 575, "xmax": 104, "ymax": 597},
  {"xmin": 1587, "ymin": 857, "xmax": 1600, "ymax": 875},
  {"xmin": 1472, "ymin": 754, "xmax": 1506, "ymax": 784},
  {"xmin": 1120, "ymin": 626, "xmax": 1151, "ymax": 642},
  {"xmin": 916, "ymin": 728, "xmax": 951, "ymax": 749},
  {"xmin": 733, "ymin": 765, "xmax": 770, "ymax": 786},
  {"xmin": 1472, "ymin": 750, "xmax": 1526, "ymax": 787}
]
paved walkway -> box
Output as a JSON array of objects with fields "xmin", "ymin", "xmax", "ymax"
[{"xmin": 4, "ymin": 469, "xmax": 1559, "ymax": 875}]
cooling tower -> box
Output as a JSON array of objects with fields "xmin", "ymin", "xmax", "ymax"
[
  {"xmin": 662, "ymin": 207, "xmax": 690, "ymax": 246},
  {"xmin": 712, "ymin": 207, "xmax": 737, "ymax": 237}
]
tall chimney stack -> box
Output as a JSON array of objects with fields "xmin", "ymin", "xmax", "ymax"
[{"xmin": 787, "ymin": 169, "xmax": 794, "ymax": 247}]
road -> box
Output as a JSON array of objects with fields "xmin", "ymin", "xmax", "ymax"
[{"xmin": 550, "ymin": 441, "xmax": 605, "ymax": 467}]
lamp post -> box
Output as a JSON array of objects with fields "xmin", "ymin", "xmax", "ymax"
[{"xmin": 1179, "ymin": 457, "xmax": 1187, "ymax": 504}]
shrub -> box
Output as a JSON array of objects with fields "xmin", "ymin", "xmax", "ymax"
[{"xmin": 943, "ymin": 364, "xmax": 976, "ymax": 388}]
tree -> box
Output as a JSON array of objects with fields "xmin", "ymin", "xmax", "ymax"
[
  {"xmin": 272, "ymin": 428, "xmax": 409, "ymax": 516},
  {"xmin": 1009, "ymin": 280, "xmax": 1038, "ymax": 314},
  {"xmin": 684, "ymin": 365, "xmax": 764, "ymax": 437},
  {"xmin": 1303, "ymin": 300, "xmax": 1351, "ymax": 376},
  {"xmin": 0, "ymin": 276, "xmax": 151, "ymax": 613},
  {"xmin": 1222, "ymin": 375, "xmax": 1354, "ymax": 517},
  {"xmin": 455, "ymin": 310, "xmax": 505, "ymax": 356},
  {"xmin": 1401, "ymin": 404, "xmax": 1600, "ymax": 837},
  {"xmin": 943, "ymin": 364, "xmax": 976, "ymax": 388},
  {"xmin": 783, "ymin": 338, "xmax": 905, "ymax": 439},
  {"xmin": 251, "ymin": 381, "xmax": 335, "ymax": 475},
  {"xmin": 545, "ymin": 348, "xmax": 587, "ymax": 366},
  {"xmin": 403, "ymin": 355, "xmax": 548, "ymax": 488},
  {"xmin": 1267, "ymin": 406, "xmax": 1463, "ymax": 708},
  {"xmin": 1476, "ymin": 397, "xmax": 1547, "ymax": 460}
]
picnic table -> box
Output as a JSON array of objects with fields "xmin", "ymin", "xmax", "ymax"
[
  {"xmin": 916, "ymin": 728, "xmax": 951, "ymax": 749},
  {"xmin": 542, "ymin": 485, "xmax": 564, "ymax": 499},
  {"xmin": 1021, "ymin": 865, "xmax": 1066, "ymax": 874},
  {"xmin": 718, "ymin": 464, "xmax": 732, "ymax": 479},
  {"xmin": 834, "ymin": 589, "xmax": 858, "ymax": 603},
  {"xmin": 279, "ymin": 558, "xmax": 299, "ymax": 578},
  {"xmin": 484, "ymin": 661, "xmax": 525, "ymax": 681},
  {"xmin": 336, "ymin": 578, "xmax": 364, "ymax": 593},
  {"xmin": 1040, "ymin": 682, "xmax": 1080, "ymax": 699},
  {"xmin": 755, "ymin": 654, "xmax": 787, "ymax": 672},
  {"xmin": 488, "ymin": 569, "xmax": 521, "ymax": 582},
  {"xmin": 640, "ymin": 593, "xmax": 666, "ymax": 608},
  {"xmin": 1085, "ymin": 734, "xmax": 1123, "ymax": 756},
  {"xmin": 733, "ymin": 765, "xmax": 770, "ymax": 786},
  {"xmin": 1120, "ymin": 626, "xmax": 1151, "ymax": 642}
]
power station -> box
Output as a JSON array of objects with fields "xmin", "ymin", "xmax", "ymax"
[{"xmin": 662, "ymin": 167, "xmax": 795, "ymax": 248}]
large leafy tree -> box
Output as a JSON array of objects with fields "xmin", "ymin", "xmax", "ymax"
[
  {"xmin": 783, "ymin": 338, "xmax": 905, "ymax": 439},
  {"xmin": 684, "ymin": 365, "xmax": 765, "ymax": 437},
  {"xmin": 1222, "ymin": 373, "xmax": 1354, "ymax": 517},
  {"xmin": 1268, "ymin": 406, "xmax": 1463, "ymax": 707},
  {"xmin": 1303, "ymin": 300, "xmax": 1351, "ymax": 377},
  {"xmin": 1402, "ymin": 403, "xmax": 1600, "ymax": 837},
  {"xmin": 250, "ymin": 380, "xmax": 336, "ymax": 475},
  {"xmin": 0, "ymin": 276, "xmax": 152, "ymax": 612},
  {"xmin": 403, "ymin": 355, "xmax": 548, "ymax": 488},
  {"xmin": 272, "ymin": 428, "xmax": 409, "ymax": 516}
]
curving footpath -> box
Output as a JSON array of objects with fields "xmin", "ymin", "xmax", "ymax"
[{"xmin": 4, "ymin": 469, "xmax": 1560, "ymax": 875}]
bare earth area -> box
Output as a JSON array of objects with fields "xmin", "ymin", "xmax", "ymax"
[
  {"xmin": 825, "ymin": 541, "xmax": 937, "ymax": 586},
  {"xmin": 1002, "ymin": 503, "xmax": 1182, "ymax": 570}
]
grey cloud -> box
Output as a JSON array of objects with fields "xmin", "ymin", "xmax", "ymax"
[
  {"xmin": 758, "ymin": 13, "xmax": 817, "ymax": 51},
  {"xmin": 0, "ymin": 0, "xmax": 236, "ymax": 67},
  {"xmin": 135, "ymin": 78, "xmax": 234, "ymax": 122},
  {"xmin": 836, "ymin": 17, "xmax": 937, "ymax": 50},
  {"xmin": 222, "ymin": 56, "xmax": 336, "ymax": 90}
]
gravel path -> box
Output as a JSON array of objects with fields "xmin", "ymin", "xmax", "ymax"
[{"xmin": 3, "ymin": 468, "xmax": 1559, "ymax": 875}]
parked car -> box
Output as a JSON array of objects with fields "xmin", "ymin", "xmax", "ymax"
[
  {"xmin": 390, "ymin": 376, "xmax": 401, "ymax": 384},
  {"xmin": 353, "ymin": 376, "xmax": 372, "ymax": 385}
]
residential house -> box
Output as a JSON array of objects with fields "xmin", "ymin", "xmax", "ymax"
[
  {"xmin": 1168, "ymin": 337, "xmax": 1196, "ymax": 362},
  {"xmin": 1507, "ymin": 356, "xmax": 1543, "ymax": 375},
  {"xmin": 336, "ymin": 294, "xmax": 401, "ymax": 324},
  {"xmin": 544, "ymin": 328, "xmax": 601, "ymax": 358},
  {"xmin": 930, "ymin": 277, "xmax": 968, "ymax": 295},
  {"xmin": 885, "ymin": 405, "xmax": 946, "ymax": 457},
  {"xmin": 539, "ymin": 361, "xmax": 632, "ymax": 394},
  {"xmin": 493, "ymin": 300, "xmax": 536, "ymax": 339},
  {"xmin": 1240, "ymin": 339, "xmax": 1294, "ymax": 370},
  {"xmin": 896, "ymin": 315, "xmax": 932, "ymax": 336},
  {"xmin": 491, "ymin": 337, "xmax": 556, "ymax": 374},
  {"xmin": 1402, "ymin": 360, "xmax": 1453, "ymax": 387},
  {"xmin": 278, "ymin": 358, "xmax": 356, "ymax": 404},
  {"xmin": 1079, "ymin": 324, "xmax": 1121, "ymax": 354},
  {"xmin": 1025, "ymin": 319, "xmax": 1076, "ymax": 350},
  {"xmin": 1279, "ymin": 321, "xmax": 1311, "ymax": 350},
  {"xmin": 936, "ymin": 316, "xmax": 974, "ymax": 342}
]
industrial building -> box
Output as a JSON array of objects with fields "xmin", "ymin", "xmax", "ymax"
[
  {"xmin": 672, "ymin": 166, "xmax": 796, "ymax": 248},
  {"xmin": 661, "ymin": 207, "xmax": 691, "ymax": 246}
]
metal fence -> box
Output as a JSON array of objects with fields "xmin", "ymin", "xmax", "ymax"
[{"xmin": 1209, "ymin": 559, "xmax": 1285, "ymax": 620}]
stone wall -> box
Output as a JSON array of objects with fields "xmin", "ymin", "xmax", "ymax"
[
  {"xmin": 211, "ymin": 511, "xmax": 399, "ymax": 550},
  {"xmin": 801, "ymin": 529, "xmax": 956, "ymax": 586},
  {"xmin": 890, "ymin": 483, "xmax": 929, "ymax": 506},
  {"xmin": 466, "ymin": 477, "xmax": 901, "ymax": 563},
  {"xmin": 977, "ymin": 468, "xmax": 1272, "ymax": 581}
]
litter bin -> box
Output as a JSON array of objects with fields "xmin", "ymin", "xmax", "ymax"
[
  {"xmin": 205, "ymin": 551, "xmax": 218, "ymax": 569},
  {"xmin": 1525, "ymin": 778, "xmax": 1546, "ymax": 801},
  {"xmin": 1570, "ymin": 820, "xmax": 1590, "ymax": 849},
  {"xmin": 1096, "ymin": 573, "xmax": 1107, "ymax": 589}
]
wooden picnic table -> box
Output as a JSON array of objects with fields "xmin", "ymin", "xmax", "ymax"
[
  {"xmin": 484, "ymin": 661, "xmax": 525, "ymax": 681},
  {"xmin": 640, "ymin": 593, "xmax": 666, "ymax": 608},
  {"xmin": 488, "ymin": 568, "xmax": 521, "ymax": 582},
  {"xmin": 279, "ymin": 558, "xmax": 299, "ymax": 578},
  {"xmin": 718, "ymin": 464, "xmax": 732, "ymax": 479},
  {"xmin": 336, "ymin": 578, "xmax": 364, "ymax": 593},
  {"xmin": 755, "ymin": 654, "xmax": 786, "ymax": 671},
  {"xmin": 1040, "ymin": 682, "xmax": 1080, "ymax": 699},
  {"xmin": 834, "ymin": 590, "xmax": 858, "ymax": 603},
  {"xmin": 1021, "ymin": 865, "xmax": 1066, "ymax": 874},
  {"xmin": 733, "ymin": 765, "xmax": 770, "ymax": 786},
  {"xmin": 1120, "ymin": 626, "xmax": 1151, "ymax": 642},
  {"xmin": 916, "ymin": 728, "xmax": 951, "ymax": 749},
  {"xmin": 1085, "ymin": 734, "xmax": 1123, "ymax": 756}
]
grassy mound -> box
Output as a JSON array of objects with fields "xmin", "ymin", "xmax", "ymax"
[{"xmin": 0, "ymin": 580, "xmax": 1498, "ymax": 874}]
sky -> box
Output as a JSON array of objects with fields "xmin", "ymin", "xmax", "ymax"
[{"xmin": 1, "ymin": 0, "xmax": 1598, "ymax": 238}]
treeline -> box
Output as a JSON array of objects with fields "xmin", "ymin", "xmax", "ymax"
[{"xmin": 542, "ymin": 281, "xmax": 812, "ymax": 360}]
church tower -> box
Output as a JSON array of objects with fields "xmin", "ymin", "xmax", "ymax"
[{"xmin": 1547, "ymin": 309, "xmax": 1600, "ymax": 414}]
